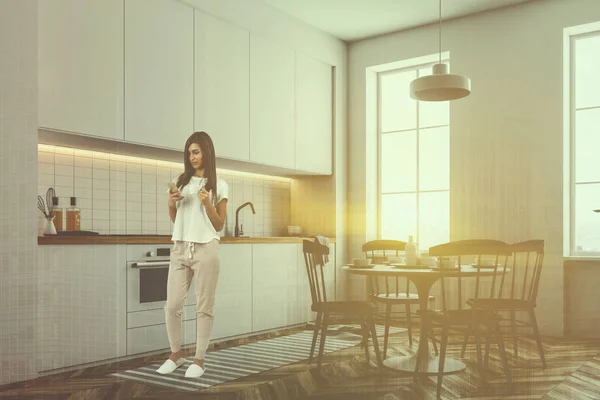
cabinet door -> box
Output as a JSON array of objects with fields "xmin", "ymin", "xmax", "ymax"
[
  {"xmin": 253, "ymin": 244, "xmax": 298, "ymax": 331},
  {"xmin": 297, "ymin": 243, "xmax": 335, "ymax": 324},
  {"xmin": 38, "ymin": 0, "xmax": 124, "ymax": 140},
  {"xmin": 211, "ymin": 244, "xmax": 253, "ymax": 339},
  {"xmin": 125, "ymin": 0, "xmax": 193, "ymax": 150},
  {"xmin": 195, "ymin": 11, "xmax": 250, "ymax": 161},
  {"xmin": 295, "ymin": 54, "xmax": 333, "ymax": 174},
  {"xmin": 250, "ymin": 36, "xmax": 295, "ymax": 169}
]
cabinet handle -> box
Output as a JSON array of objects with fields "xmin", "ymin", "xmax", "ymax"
[{"xmin": 130, "ymin": 262, "xmax": 170, "ymax": 269}]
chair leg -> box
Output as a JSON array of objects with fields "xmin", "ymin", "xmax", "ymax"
[
  {"xmin": 309, "ymin": 312, "xmax": 322, "ymax": 363},
  {"xmin": 436, "ymin": 324, "xmax": 449, "ymax": 400},
  {"xmin": 383, "ymin": 303, "xmax": 392, "ymax": 359},
  {"xmin": 510, "ymin": 310, "xmax": 518, "ymax": 358},
  {"xmin": 367, "ymin": 313, "xmax": 383, "ymax": 367},
  {"xmin": 528, "ymin": 308, "xmax": 547, "ymax": 368},
  {"xmin": 360, "ymin": 319, "xmax": 370, "ymax": 363},
  {"xmin": 474, "ymin": 324, "xmax": 485, "ymax": 380},
  {"xmin": 427, "ymin": 324, "xmax": 438, "ymax": 355},
  {"xmin": 484, "ymin": 329, "xmax": 492, "ymax": 368},
  {"xmin": 405, "ymin": 303, "xmax": 413, "ymax": 347},
  {"xmin": 317, "ymin": 312, "xmax": 329, "ymax": 368},
  {"xmin": 461, "ymin": 323, "xmax": 471, "ymax": 358},
  {"xmin": 493, "ymin": 319, "xmax": 513, "ymax": 394}
]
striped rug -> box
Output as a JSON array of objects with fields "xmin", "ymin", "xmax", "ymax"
[{"xmin": 111, "ymin": 325, "xmax": 405, "ymax": 392}]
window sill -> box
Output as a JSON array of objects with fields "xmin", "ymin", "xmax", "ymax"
[{"xmin": 564, "ymin": 256, "xmax": 600, "ymax": 262}]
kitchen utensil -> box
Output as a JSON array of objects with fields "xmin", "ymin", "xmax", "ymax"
[
  {"xmin": 37, "ymin": 195, "xmax": 48, "ymax": 217},
  {"xmin": 46, "ymin": 187, "xmax": 56, "ymax": 217},
  {"xmin": 56, "ymin": 230, "xmax": 99, "ymax": 236}
]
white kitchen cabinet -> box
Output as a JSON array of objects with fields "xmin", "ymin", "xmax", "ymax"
[
  {"xmin": 297, "ymin": 242, "xmax": 335, "ymax": 324},
  {"xmin": 249, "ymin": 35, "xmax": 295, "ymax": 169},
  {"xmin": 38, "ymin": 0, "xmax": 124, "ymax": 140},
  {"xmin": 195, "ymin": 11, "xmax": 250, "ymax": 161},
  {"xmin": 37, "ymin": 245, "xmax": 127, "ymax": 370},
  {"xmin": 253, "ymin": 244, "xmax": 299, "ymax": 331},
  {"xmin": 124, "ymin": 0, "xmax": 194, "ymax": 150},
  {"xmin": 295, "ymin": 54, "xmax": 333, "ymax": 174},
  {"xmin": 211, "ymin": 244, "xmax": 253, "ymax": 339}
]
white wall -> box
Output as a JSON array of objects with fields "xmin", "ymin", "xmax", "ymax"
[
  {"xmin": 348, "ymin": 0, "xmax": 600, "ymax": 336},
  {"xmin": 0, "ymin": 0, "xmax": 38, "ymax": 385}
]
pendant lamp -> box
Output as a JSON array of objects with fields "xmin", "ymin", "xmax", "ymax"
[{"xmin": 410, "ymin": 0, "xmax": 471, "ymax": 101}]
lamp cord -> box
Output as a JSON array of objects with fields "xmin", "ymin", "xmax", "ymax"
[{"xmin": 438, "ymin": 0, "xmax": 442, "ymax": 64}]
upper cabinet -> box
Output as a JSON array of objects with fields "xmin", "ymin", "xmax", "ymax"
[
  {"xmin": 250, "ymin": 36, "xmax": 296, "ymax": 170},
  {"xmin": 295, "ymin": 54, "xmax": 333, "ymax": 175},
  {"xmin": 124, "ymin": 0, "xmax": 193, "ymax": 150},
  {"xmin": 38, "ymin": 0, "xmax": 334, "ymax": 175},
  {"xmin": 38, "ymin": 0, "xmax": 124, "ymax": 140},
  {"xmin": 195, "ymin": 11, "xmax": 250, "ymax": 161}
]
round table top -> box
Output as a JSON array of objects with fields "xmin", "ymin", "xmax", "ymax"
[{"xmin": 343, "ymin": 264, "xmax": 508, "ymax": 278}]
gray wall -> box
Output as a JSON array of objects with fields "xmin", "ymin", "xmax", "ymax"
[{"xmin": 0, "ymin": 0, "xmax": 39, "ymax": 385}]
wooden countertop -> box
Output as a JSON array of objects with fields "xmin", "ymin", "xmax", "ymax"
[{"xmin": 37, "ymin": 235, "xmax": 335, "ymax": 245}]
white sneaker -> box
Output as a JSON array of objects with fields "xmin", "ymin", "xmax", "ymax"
[
  {"xmin": 184, "ymin": 363, "xmax": 206, "ymax": 378},
  {"xmin": 156, "ymin": 358, "xmax": 185, "ymax": 374}
]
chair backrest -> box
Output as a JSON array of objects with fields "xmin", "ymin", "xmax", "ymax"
[
  {"xmin": 428, "ymin": 239, "xmax": 512, "ymax": 311},
  {"xmin": 362, "ymin": 240, "xmax": 408, "ymax": 297},
  {"xmin": 507, "ymin": 240, "xmax": 545, "ymax": 304},
  {"xmin": 302, "ymin": 239, "xmax": 331, "ymax": 307}
]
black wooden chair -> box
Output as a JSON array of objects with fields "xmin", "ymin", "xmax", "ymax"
[
  {"xmin": 302, "ymin": 239, "xmax": 382, "ymax": 368},
  {"xmin": 465, "ymin": 239, "xmax": 546, "ymax": 368},
  {"xmin": 427, "ymin": 240, "xmax": 513, "ymax": 399},
  {"xmin": 362, "ymin": 240, "xmax": 435, "ymax": 358}
]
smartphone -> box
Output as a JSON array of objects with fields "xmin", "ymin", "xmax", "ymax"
[{"xmin": 168, "ymin": 183, "xmax": 179, "ymax": 193}]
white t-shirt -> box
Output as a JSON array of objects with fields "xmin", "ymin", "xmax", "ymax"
[{"xmin": 170, "ymin": 175, "xmax": 229, "ymax": 244}]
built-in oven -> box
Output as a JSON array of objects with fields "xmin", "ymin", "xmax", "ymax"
[
  {"xmin": 127, "ymin": 245, "xmax": 195, "ymax": 313},
  {"xmin": 125, "ymin": 244, "xmax": 197, "ymax": 355}
]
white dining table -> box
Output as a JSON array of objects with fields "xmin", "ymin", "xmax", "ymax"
[{"xmin": 343, "ymin": 263, "xmax": 508, "ymax": 376}]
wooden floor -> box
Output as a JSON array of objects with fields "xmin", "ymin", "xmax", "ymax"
[{"xmin": 1, "ymin": 325, "xmax": 599, "ymax": 400}]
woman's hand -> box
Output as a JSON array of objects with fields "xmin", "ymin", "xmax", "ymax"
[
  {"xmin": 168, "ymin": 189, "xmax": 183, "ymax": 209},
  {"xmin": 198, "ymin": 187, "xmax": 211, "ymax": 207}
]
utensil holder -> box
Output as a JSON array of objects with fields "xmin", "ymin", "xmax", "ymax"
[{"xmin": 43, "ymin": 216, "xmax": 57, "ymax": 236}]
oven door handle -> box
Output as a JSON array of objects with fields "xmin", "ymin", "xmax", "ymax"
[{"xmin": 130, "ymin": 261, "xmax": 170, "ymax": 269}]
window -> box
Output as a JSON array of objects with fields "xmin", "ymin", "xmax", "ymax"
[
  {"xmin": 565, "ymin": 23, "xmax": 600, "ymax": 257},
  {"xmin": 378, "ymin": 62, "xmax": 450, "ymax": 251}
]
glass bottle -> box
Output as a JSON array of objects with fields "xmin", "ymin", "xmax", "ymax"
[
  {"xmin": 66, "ymin": 197, "xmax": 81, "ymax": 231},
  {"xmin": 52, "ymin": 197, "xmax": 63, "ymax": 232},
  {"xmin": 405, "ymin": 235, "xmax": 417, "ymax": 265}
]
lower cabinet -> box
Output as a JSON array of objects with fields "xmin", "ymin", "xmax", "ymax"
[
  {"xmin": 252, "ymin": 244, "xmax": 299, "ymax": 331},
  {"xmin": 211, "ymin": 244, "xmax": 253, "ymax": 339},
  {"xmin": 37, "ymin": 241, "xmax": 336, "ymax": 368}
]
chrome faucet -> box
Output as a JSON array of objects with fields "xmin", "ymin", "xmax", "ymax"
[{"xmin": 235, "ymin": 201, "xmax": 256, "ymax": 237}]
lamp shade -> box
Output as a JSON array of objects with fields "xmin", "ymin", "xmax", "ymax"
[{"xmin": 410, "ymin": 63, "xmax": 471, "ymax": 101}]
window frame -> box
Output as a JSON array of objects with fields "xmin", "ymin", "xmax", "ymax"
[
  {"xmin": 563, "ymin": 21, "xmax": 600, "ymax": 258},
  {"xmin": 376, "ymin": 58, "xmax": 451, "ymax": 249}
]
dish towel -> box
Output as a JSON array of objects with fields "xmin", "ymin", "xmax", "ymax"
[{"xmin": 314, "ymin": 235, "xmax": 330, "ymax": 265}]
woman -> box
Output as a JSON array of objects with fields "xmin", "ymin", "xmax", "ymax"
[{"xmin": 156, "ymin": 131, "xmax": 228, "ymax": 378}]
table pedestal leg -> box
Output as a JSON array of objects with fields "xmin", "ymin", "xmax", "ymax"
[{"xmin": 383, "ymin": 276, "xmax": 466, "ymax": 376}]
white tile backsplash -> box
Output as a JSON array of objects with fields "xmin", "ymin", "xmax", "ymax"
[{"xmin": 38, "ymin": 146, "xmax": 292, "ymax": 237}]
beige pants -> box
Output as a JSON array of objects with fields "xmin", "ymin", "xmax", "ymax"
[{"xmin": 164, "ymin": 239, "xmax": 220, "ymax": 360}]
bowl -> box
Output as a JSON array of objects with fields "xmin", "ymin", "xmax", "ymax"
[
  {"xmin": 352, "ymin": 258, "xmax": 372, "ymax": 267},
  {"xmin": 287, "ymin": 225, "xmax": 301, "ymax": 236},
  {"xmin": 419, "ymin": 256, "xmax": 437, "ymax": 266}
]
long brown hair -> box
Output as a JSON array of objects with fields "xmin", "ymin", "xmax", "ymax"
[{"xmin": 176, "ymin": 131, "xmax": 217, "ymax": 201}]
